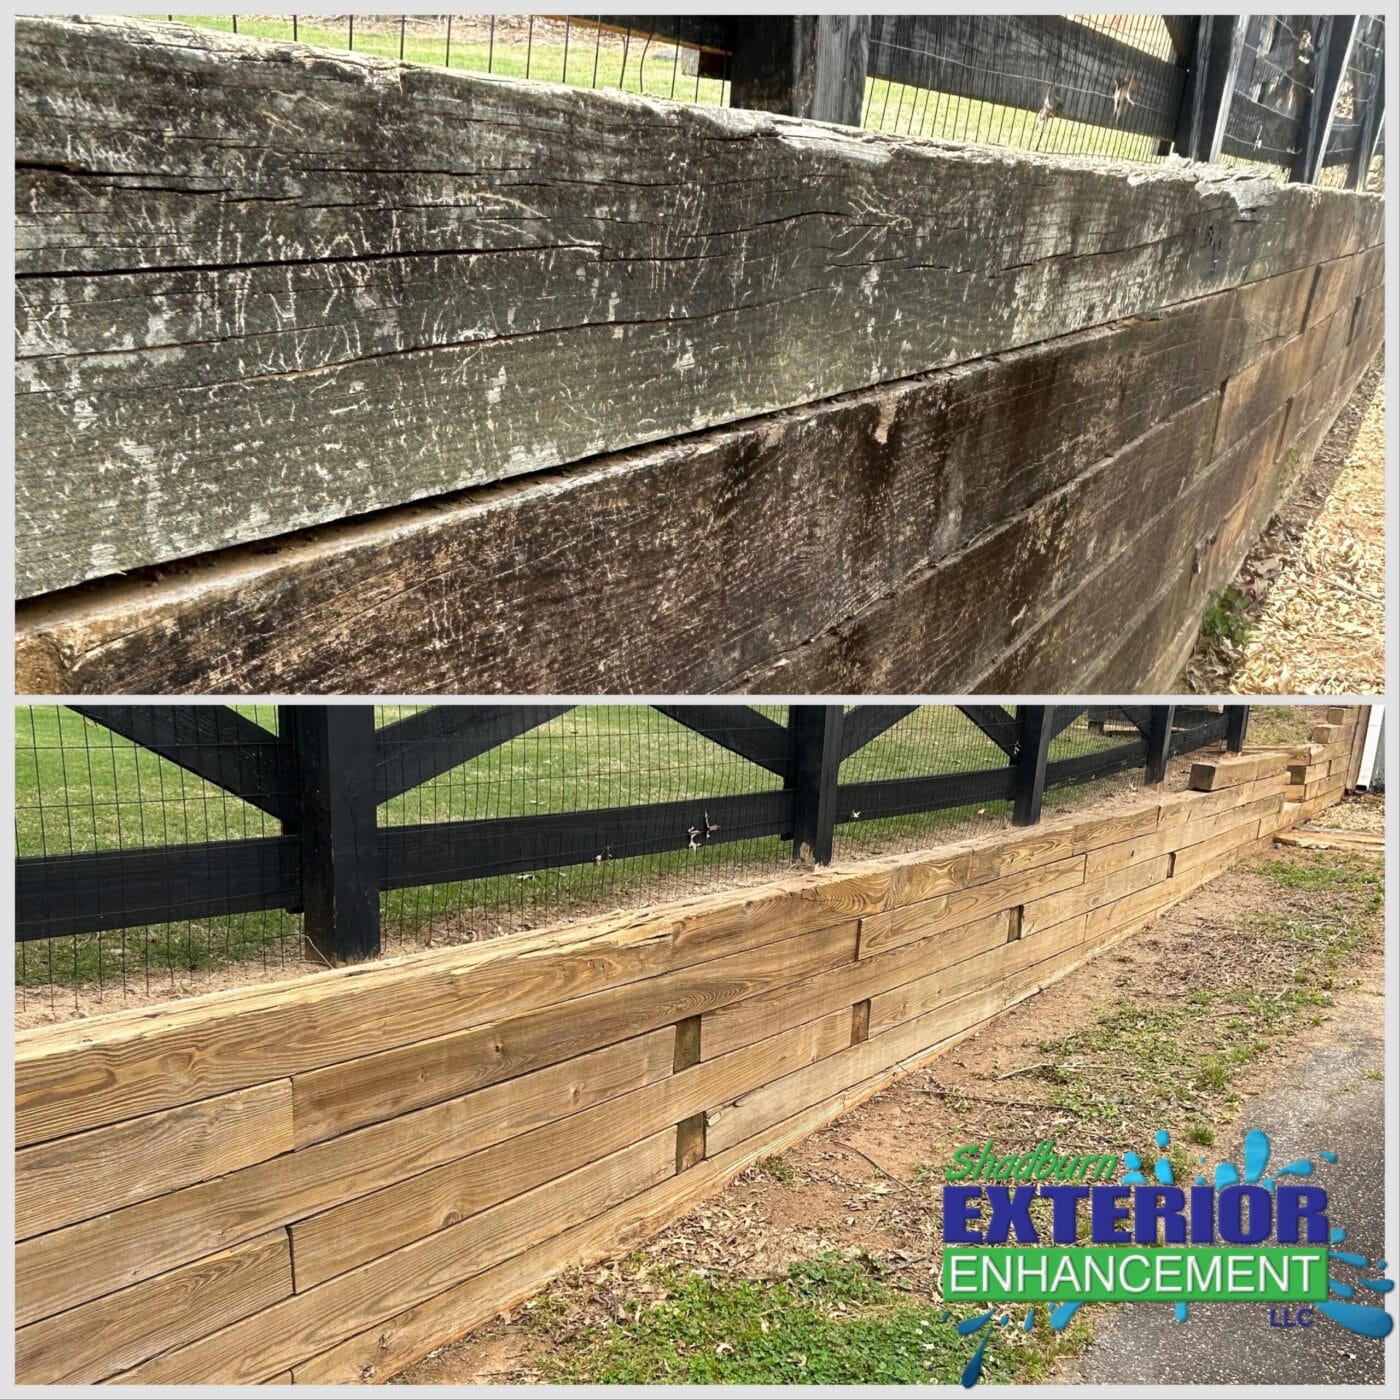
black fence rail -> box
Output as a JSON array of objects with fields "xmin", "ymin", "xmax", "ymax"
[
  {"xmin": 16, "ymin": 704, "xmax": 1249, "ymax": 982},
  {"xmin": 156, "ymin": 13, "xmax": 1384, "ymax": 186}
]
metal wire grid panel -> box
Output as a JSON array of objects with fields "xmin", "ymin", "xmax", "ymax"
[
  {"xmin": 15, "ymin": 703, "xmax": 1254, "ymax": 1019},
  {"xmin": 861, "ymin": 13, "xmax": 1184, "ymax": 164},
  {"xmin": 1219, "ymin": 13, "xmax": 1319, "ymax": 177},
  {"xmin": 1317, "ymin": 14, "xmax": 1385, "ymax": 189},
  {"xmin": 14, "ymin": 706, "xmax": 304, "ymax": 1017},
  {"xmin": 169, "ymin": 13, "xmax": 733, "ymax": 104},
  {"xmin": 375, "ymin": 704, "xmax": 789, "ymax": 953},
  {"xmin": 833, "ymin": 707, "xmax": 1013, "ymax": 859}
]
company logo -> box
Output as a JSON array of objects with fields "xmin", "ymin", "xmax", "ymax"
[{"xmin": 933, "ymin": 1128, "xmax": 1393, "ymax": 1387}]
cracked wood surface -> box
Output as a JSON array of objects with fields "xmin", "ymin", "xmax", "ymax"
[
  {"xmin": 14, "ymin": 14, "xmax": 1383, "ymax": 598},
  {"xmin": 14, "ymin": 250, "xmax": 1383, "ymax": 696}
]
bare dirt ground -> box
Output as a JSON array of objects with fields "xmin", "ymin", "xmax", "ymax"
[
  {"xmin": 396, "ymin": 792, "xmax": 1385, "ymax": 1385},
  {"xmin": 1183, "ymin": 366, "xmax": 1385, "ymax": 695}
]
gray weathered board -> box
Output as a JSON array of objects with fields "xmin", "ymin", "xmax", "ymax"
[
  {"xmin": 14, "ymin": 15, "xmax": 1383, "ymax": 598},
  {"xmin": 14, "ymin": 245, "xmax": 1384, "ymax": 696}
]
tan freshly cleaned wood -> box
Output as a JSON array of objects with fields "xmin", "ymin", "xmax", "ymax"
[
  {"xmin": 15, "ymin": 1079, "xmax": 293, "ymax": 1240},
  {"xmin": 707, "ymin": 939, "xmax": 1087, "ymax": 1156},
  {"xmin": 16, "ymin": 1230, "xmax": 291, "ymax": 1384},
  {"xmin": 881, "ymin": 826, "xmax": 1078, "ymax": 907},
  {"xmin": 1275, "ymin": 829, "xmax": 1383, "ymax": 852},
  {"xmin": 1171, "ymin": 800, "xmax": 1281, "ymax": 874},
  {"xmin": 288, "ymin": 1009, "xmax": 851, "ymax": 1289},
  {"xmin": 1020, "ymin": 854, "xmax": 1173, "ymax": 938},
  {"xmin": 113, "ymin": 1132, "xmax": 678, "ymax": 1384},
  {"xmin": 702, "ymin": 909, "xmax": 1013, "ymax": 1060},
  {"xmin": 1067, "ymin": 804, "xmax": 1163, "ymax": 854},
  {"xmin": 1090, "ymin": 779, "xmax": 1282, "ymax": 876},
  {"xmin": 858, "ymin": 855, "xmax": 1086, "ymax": 956},
  {"xmin": 865, "ymin": 910, "xmax": 1090, "ymax": 1037},
  {"xmin": 288, "ymin": 1037, "xmax": 971, "ymax": 1386},
  {"xmin": 16, "ymin": 1028, "xmax": 675, "ymax": 1324},
  {"xmin": 290, "ymin": 920, "xmax": 858, "ymax": 1147},
  {"xmin": 17, "ymin": 1004, "xmax": 859, "ymax": 1326},
  {"xmin": 15, "ymin": 866, "xmax": 888, "ymax": 1147},
  {"xmin": 1188, "ymin": 751, "xmax": 1282, "ymax": 790}
]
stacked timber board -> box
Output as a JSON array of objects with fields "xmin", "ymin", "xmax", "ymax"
[
  {"xmin": 1283, "ymin": 706, "xmax": 1371, "ymax": 812},
  {"xmin": 12, "ymin": 15, "xmax": 1386, "ymax": 695},
  {"xmin": 14, "ymin": 740, "xmax": 1351, "ymax": 1384}
]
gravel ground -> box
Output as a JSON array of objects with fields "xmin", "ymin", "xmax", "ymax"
[{"xmin": 1183, "ymin": 366, "xmax": 1385, "ymax": 695}]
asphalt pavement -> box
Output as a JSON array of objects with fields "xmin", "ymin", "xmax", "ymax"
[{"xmin": 1075, "ymin": 1014, "xmax": 1389, "ymax": 1385}]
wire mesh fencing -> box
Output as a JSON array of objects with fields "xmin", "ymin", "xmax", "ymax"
[
  {"xmin": 169, "ymin": 13, "xmax": 733, "ymax": 104},
  {"xmin": 14, "ymin": 706, "xmax": 304, "ymax": 1017},
  {"xmin": 375, "ymin": 703, "xmax": 790, "ymax": 954},
  {"xmin": 862, "ymin": 13, "xmax": 1185, "ymax": 164},
  {"xmin": 141, "ymin": 13, "xmax": 1382, "ymax": 186},
  {"xmin": 1317, "ymin": 14, "xmax": 1385, "ymax": 188},
  {"xmin": 833, "ymin": 707, "xmax": 1012, "ymax": 861},
  {"xmin": 15, "ymin": 703, "xmax": 1279, "ymax": 1023}
]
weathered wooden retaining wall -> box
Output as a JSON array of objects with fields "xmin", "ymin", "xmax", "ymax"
[
  {"xmin": 14, "ymin": 719, "xmax": 1362, "ymax": 1384},
  {"xmin": 13, "ymin": 17, "xmax": 1385, "ymax": 694}
]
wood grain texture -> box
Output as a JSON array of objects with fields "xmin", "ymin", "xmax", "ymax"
[
  {"xmin": 16, "ymin": 1230, "xmax": 291, "ymax": 1384},
  {"xmin": 289, "ymin": 1008, "xmax": 849, "ymax": 1288},
  {"xmin": 858, "ymin": 856, "xmax": 1086, "ymax": 956},
  {"xmin": 16, "ymin": 1015, "xmax": 833, "ymax": 1322},
  {"xmin": 290, "ymin": 920, "xmax": 858, "ymax": 1146},
  {"xmin": 15, "ymin": 1079, "xmax": 293, "ymax": 1240},
  {"xmin": 15, "ymin": 263, "xmax": 1362, "ymax": 697},
  {"xmin": 112, "ymin": 1131, "xmax": 677, "ymax": 1384},
  {"xmin": 16, "ymin": 759, "xmax": 1353, "ymax": 1383},
  {"xmin": 702, "ymin": 909, "xmax": 1012, "ymax": 1060},
  {"xmin": 15, "ymin": 869, "xmax": 884, "ymax": 1146},
  {"xmin": 15, "ymin": 15, "xmax": 1382, "ymax": 600}
]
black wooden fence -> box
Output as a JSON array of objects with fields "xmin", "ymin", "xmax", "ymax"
[
  {"xmin": 170, "ymin": 13, "xmax": 1385, "ymax": 186},
  {"xmin": 15, "ymin": 704, "xmax": 1247, "ymax": 968}
]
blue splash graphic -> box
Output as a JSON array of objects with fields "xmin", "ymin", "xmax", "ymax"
[
  {"xmin": 956, "ymin": 1310, "xmax": 995, "ymax": 1336},
  {"xmin": 960, "ymin": 1325, "xmax": 995, "ymax": 1388},
  {"xmin": 1241, "ymin": 1129, "xmax": 1270, "ymax": 1182},
  {"xmin": 946, "ymin": 1128, "xmax": 1392, "ymax": 1384},
  {"xmin": 1314, "ymin": 1301, "xmax": 1393, "ymax": 1338}
]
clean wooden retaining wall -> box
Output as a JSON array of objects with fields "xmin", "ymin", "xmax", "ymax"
[
  {"xmin": 13, "ymin": 15, "xmax": 1385, "ymax": 695},
  {"xmin": 14, "ymin": 717, "xmax": 1362, "ymax": 1384}
]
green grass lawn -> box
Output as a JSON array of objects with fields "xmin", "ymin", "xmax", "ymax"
[
  {"xmin": 167, "ymin": 13, "xmax": 1161, "ymax": 165},
  {"xmin": 172, "ymin": 14, "xmax": 732, "ymax": 104},
  {"xmin": 16, "ymin": 704, "xmax": 1127, "ymax": 990}
]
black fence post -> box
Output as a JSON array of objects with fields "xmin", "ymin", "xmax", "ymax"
[
  {"xmin": 1174, "ymin": 15, "xmax": 1243, "ymax": 163},
  {"xmin": 1292, "ymin": 16, "xmax": 1358, "ymax": 184},
  {"xmin": 1144, "ymin": 704, "xmax": 1176, "ymax": 785},
  {"xmin": 729, "ymin": 16, "xmax": 870, "ymax": 126},
  {"xmin": 789, "ymin": 704, "xmax": 844, "ymax": 865},
  {"xmin": 1010, "ymin": 705, "xmax": 1052, "ymax": 827},
  {"xmin": 288, "ymin": 704, "xmax": 381, "ymax": 965},
  {"xmin": 1225, "ymin": 706, "xmax": 1250, "ymax": 754}
]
